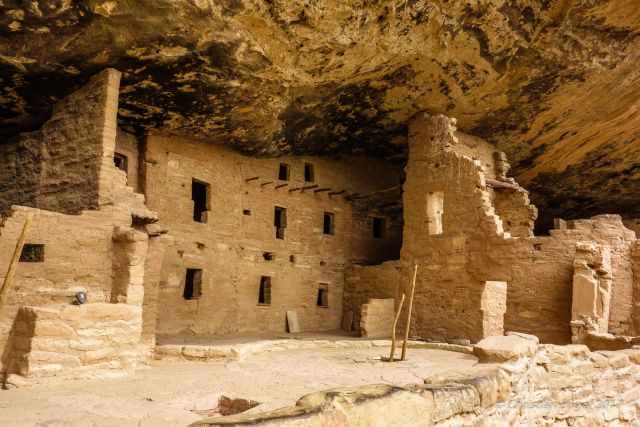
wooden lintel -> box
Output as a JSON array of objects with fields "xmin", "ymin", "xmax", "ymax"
[
  {"xmin": 245, "ymin": 176, "xmax": 259, "ymax": 183},
  {"xmin": 260, "ymin": 181, "xmax": 274, "ymax": 187},
  {"xmin": 328, "ymin": 190, "xmax": 346, "ymax": 196},
  {"xmin": 275, "ymin": 183, "xmax": 288, "ymax": 189},
  {"xmin": 300, "ymin": 184, "xmax": 319, "ymax": 192},
  {"xmin": 289, "ymin": 187, "xmax": 302, "ymax": 193},
  {"xmin": 314, "ymin": 188, "xmax": 331, "ymax": 193},
  {"xmin": 485, "ymin": 178, "xmax": 521, "ymax": 191}
]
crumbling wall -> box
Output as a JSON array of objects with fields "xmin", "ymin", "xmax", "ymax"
[
  {"xmin": 0, "ymin": 68, "xmax": 161, "ymax": 375},
  {"xmin": 145, "ymin": 135, "xmax": 402, "ymax": 337},
  {"xmin": 400, "ymin": 113, "xmax": 638, "ymax": 344},
  {"xmin": 0, "ymin": 69, "xmax": 121, "ymax": 216}
]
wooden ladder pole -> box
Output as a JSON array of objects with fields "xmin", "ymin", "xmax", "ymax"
[
  {"xmin": 389, "ymin": 293, "xmax": 405, "ymax": 362},
  {"xmin": 0, "ymin": 213, "xmax": 34, "ymax": 308},
  {"xmin": 401, "ymin": 263, "xmax": 418, "ymax": 361}
]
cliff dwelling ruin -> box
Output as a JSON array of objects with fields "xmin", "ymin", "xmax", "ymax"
[{"xmin": 2, "ymin": 1, "xmax": 640, "ymax": 426}]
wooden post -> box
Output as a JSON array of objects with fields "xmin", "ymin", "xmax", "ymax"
[
  {"xmin": 0, "ymin": 213, "xmax": 34, "ymax": 308},
  {"xmin": 401, "ymin": 263, "xmax": 418, "ymax": 361},
  {"xmin": 389, "ymin": 293, "xmax": 405, "ymax": 362}
]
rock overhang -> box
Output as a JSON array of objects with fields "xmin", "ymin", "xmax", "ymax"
[{"xmin": 1, "ymin": 0, "xmax": 640, "ymax": 223}]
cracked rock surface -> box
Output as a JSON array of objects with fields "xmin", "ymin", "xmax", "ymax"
[{"xmin": 1, "ymin": 0, "xmax": 639, "ymax": 223}]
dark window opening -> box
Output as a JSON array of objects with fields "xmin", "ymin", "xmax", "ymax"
[
  {"xmin": 317, "ymin": 284, "xmax": 329, "ymax": 308},
  {"xmin": 323, "ymin": 212, "xmax": 335, "ymax": 235},
  {"xmin": 289, "ymin": 255, "xmax": 296, "ymax": 263},
  {"xmin": 183, "ymin": 268, "xmax": 203, "ymax": 300},
  {"xmin": 278, "ymin": 163, "xmax": 290, "ymax": 181},
  {"xmin": 243, "ymin": 209, "xmax": 252, "ymax": 216},
  {"xmin": 372, "ymin": 217, "xmax": 386, "ymax": 239},
  {"xmin": 263, "ymin": 252, "xmax": 275, "ymax": 261},
  {"xmin": 259, "ymin": 276, "xmax": 271, "ymax": 305},
  {"xmin": 274, "ymin": 206, "xmax": 287, "ymax": 239},
  {"xmin": 20, "ymin": 244, "xmax": 44, "ymax": 263},
  {"xmin": 113, "ymin": 153, "xmax": 128, "ymax": 174},
  {"xmin": 304, "ymin": 163, "xmax": 315, "ymax": 182},
  {"xmin": 192, "ymin": 179, "xmax": 210, "ymax": 223}
]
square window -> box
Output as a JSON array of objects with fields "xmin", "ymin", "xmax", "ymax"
[
  {"xmin": 263, "ymin": 252, "xmax": 275, "ymax": 261},
  {"xmin": 372, "ymin": 217, "xmax": 385, "ymax": 239},
  {"xmin": 183, "ymin": 268, "xmax": 203, "ymax": 300},
  {"xmin": 259, "ymin": 276, "xmax": 271, "ymax": 305},
  {"xmin": 304, "ymin": 163, "xmax": 315, "ymax": 182},
  {"xmin": 113, "ymin": 153, "xmax": 128, "ymax": 173},
  {"xmin": 317, "ymin": 284, "xmax": 329, "ymax": 308},
  {"xmin": 192, "ymin": 179, "xmax": 210, "ymax": 223},
  {"xmin": 278, "ymin": 163, "xmax": 290, "ymax": 181},
  {"xmin": 274, "ymin": 206, "xmax": 287, "ymax": 239},
  {"xmin": 19, "ymin": 244, "xmax": 44, "ymax": 263},
  {"xmin": 323, "ymin": 212, "xmax": 335, "ymax": 235}
]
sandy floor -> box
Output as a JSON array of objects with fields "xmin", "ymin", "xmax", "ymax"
[{"xmin": 0, "ymin": 346, "xmax": 476, "ymax": 427}]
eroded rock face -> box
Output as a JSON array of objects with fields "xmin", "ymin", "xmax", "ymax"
[{"xmin": 1, "ymin": 1, "xmax": 639, "ymax": 222}]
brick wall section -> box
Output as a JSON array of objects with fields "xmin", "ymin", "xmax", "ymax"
[
  {"xmin": 7, "ymin": 304, "xmax": 142, "ymax": 379},
  {"xmin": 0, "ymin": 69, "xmax": 121, "ymax": 215},
  {"xmin": 143, "ymin": 135, "xmax": 402, "ymax": 337}
]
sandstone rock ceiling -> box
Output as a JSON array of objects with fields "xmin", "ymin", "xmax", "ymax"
[{"xmin": 1, "ymin": 0, "xmax": 640, "ymax": 226}]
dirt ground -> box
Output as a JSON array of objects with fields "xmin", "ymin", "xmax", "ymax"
[{"xmin": 0, "ymin": 346, "xmax": 477, "ymax": 427}]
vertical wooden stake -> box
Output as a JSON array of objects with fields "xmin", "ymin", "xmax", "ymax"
[
  {"xmin": 0, "ymin": 213, "xmax": 33, "ymax": 308},
  {"xmin": 389, "ymin": 293, "xmax": 405, "ymax": 362},
  {"xmin": 401, "ymin": 263, "xmax": 418, "ymax": 361}
]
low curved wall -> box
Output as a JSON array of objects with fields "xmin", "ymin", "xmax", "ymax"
[{"xmin": 190, "ymin": 335, "xmax": 640, "ymax": 426}]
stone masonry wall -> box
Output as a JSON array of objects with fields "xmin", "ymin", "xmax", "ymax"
[
  {"xmin": 0, "ymin": 68, "xmax": 159, "ymax": 375},
  {"xmin": 399, "ymin": 113, "xmax": 637, "ymax": 344},
  {"xmin": 359, "ymin": 298, "xmax": 395, "ymax": 338},
  {"xmin": 144, "ymin": 134, "xmax": 402, "ymax": 337},
  {"xmin": 343, "ymin": 262, "xmax": 400, "ymax": 334},
  {"xmin": 6, "ymin": 304, "xmax": 142, "ymax": 379}
]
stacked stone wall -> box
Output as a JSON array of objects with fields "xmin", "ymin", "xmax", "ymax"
[
  {"xmin": 144, "ymin": 135, "xmax": 403, "ymax": 337},
  {"xmin": 0, "ymin": 69, "xmax": 160, "ymax": 376},
  {"xmin": 6, "ymin": 304, "xmax": 142, "ymax": 379},
  {"xmin": 397, "ymin": 113, "xmax": 638, "ymax": 344}
]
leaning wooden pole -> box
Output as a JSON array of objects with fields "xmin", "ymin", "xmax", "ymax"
[
  {"xmin": 0, "ymin": 214, "xmax": 33, "ymax": 308},
  {"xmin": 400, "ymin": 263, "xmax": 418, "ymax": 361},
  {"xmin": 389, "ymin": 293, "xmax": 406, "ymax": 362}
]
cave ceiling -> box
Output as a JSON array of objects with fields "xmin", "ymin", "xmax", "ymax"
[{"xmin": 1, "ymin": 0, "xmax": 640, "ymax": 223}]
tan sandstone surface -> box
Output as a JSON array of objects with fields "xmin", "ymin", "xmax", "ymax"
[{"xmin": 0, "ymin": 344, "xmax": 475, "ymax": 427}]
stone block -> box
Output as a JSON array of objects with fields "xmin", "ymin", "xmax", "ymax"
[
  {"xmin": 597, "ymin": 351, "xmax": 631, "ymax": 369},
  {"xmin": 506, "ymin": 331, "xmax": 540, "ymax": 344},
  {"xmin": 474, "ymin": 335, "xmax": 537, "ymax": 363},
  {"xmin": 83, "ymin": 347, "xmax": 116, "ymax": 363},
  {"xmin": 27, "ymin": 351, "xmax": 82, "ymax": 368},
  {"xmin": 32, "ymin": 320, "xmax": 76, "ymax": 338}
]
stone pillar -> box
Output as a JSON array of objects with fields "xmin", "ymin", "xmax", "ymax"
[
  {"xmin": 481, "ymin": 281, "xmax": 507, "ymax": 337},
  {"xmin": 111, "ymin": 226, "xmax": 149, "ymax": 305},
  {"xmin": 140, "ymin": 224, "xmax": 171, "ymax": 349},
  {"xmin": 571, "ymin": 242, "xmax": 612, "ymax": 343}
]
